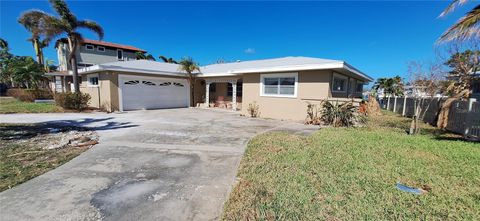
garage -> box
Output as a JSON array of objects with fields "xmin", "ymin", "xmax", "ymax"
[{"xmin": 119, "ymin": 75, "xmax": 189, "ymax": 111}]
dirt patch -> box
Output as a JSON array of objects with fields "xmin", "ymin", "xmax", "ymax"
[{"xmin": 0, "ymin": 123, "xmax": 99, "ymax": 191}]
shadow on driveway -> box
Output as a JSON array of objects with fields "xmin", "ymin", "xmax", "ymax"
[{"xmin": 0, "ymin": 118, "xmax": 138, "ymax": 141}]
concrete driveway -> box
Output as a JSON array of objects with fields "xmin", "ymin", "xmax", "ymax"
[{"xmin": 0, "ymin": 108, "xmax": 316, "ymax": 221}]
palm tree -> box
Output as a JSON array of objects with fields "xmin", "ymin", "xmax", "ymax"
[
  {"xmin": 22, "ymin": 0, "xmax": 104, "ymax": 92},
  {"xmin": 18, "ymin": 10, "xmax": 50, "ymax": 65},
  {"xmin": 135, "ymin": 52, "xmax": 156, "ymax": 61},
  {"xmin": 159, "ymin": 55, "xmax": 178, "ymax": 64},
  {"xmin": 438, "ymin": 0, "xmax": 480, "ymax": 42},
  {"xmin": 178, "ymin": 57, "xmax": 200, "ymax": 107},
  {"xmin": 372, "ymin": 76, "xmax": 404, "ymax": 97}
]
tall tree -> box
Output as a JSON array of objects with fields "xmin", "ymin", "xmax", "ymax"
[
  {"xmin": 22, "ymin": 0, "xmax": 104, "ymax": 92},
  {"xmin": 159, "ymin": 55, "xmax": 178, "ymax": 64},
  {"xmin": 7, "ymin": 56, "xmax": 45, "ymax": 89},
  {"xmin": 18, "ymin": 10, "xmax": 50, "ymax": 65},
  {"xmin": 372, "ymin": 76, "xmax": 404, "ymax": 97},
  {"xmin": 178, "ymin": 57, "xmax": 200, "ymax": 107},
  {"xmin": 438, "ymin": 0, "xmax": 480, "ymax": 42}
]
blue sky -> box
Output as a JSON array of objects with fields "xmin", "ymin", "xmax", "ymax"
[{"xmin": 0, "ymin": 1, "xmax": 475, "ymax": 83}]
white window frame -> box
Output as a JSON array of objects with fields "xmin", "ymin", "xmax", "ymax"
[
  {"xmin": 85, "ymin": 44, "xmax": 94, "ymax": 51},
  {"xmin": 117, "ymin": 49, "xmax": 124, "ymax": 60},
  {"xmin": 331, "ymin": 72, "xmax": 348, "ymax": 93},
  {"xmin": 87, "ymin": 74, "xmax": 99, "ymax": 87},
  {"xmin": 97, "ymin": 46, "xmax": 105, "ymax": 52},
  {"xmin": 260, "ymin": 72, "xmax": 298, "ymax": 98}
]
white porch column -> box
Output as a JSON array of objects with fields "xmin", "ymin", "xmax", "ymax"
[
  {"xmin": 231, "ymin": 80, "xmax": 237, "ymax": 111},
  {"xmin": 205, "ymin": 81, "xmax": 210, "ymax": 107}
]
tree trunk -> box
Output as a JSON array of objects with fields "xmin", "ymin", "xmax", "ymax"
[
  {"xmin": 32, "ymin": 39, "xmax": 43, "ymax": 65},
  {"xmin": 67, "ymin": 37, "xmax": 80, "ymax": 93},
  {"xmin": 71, "ymin": 56, "xmax": 79, "ymax": 92},
  {"xmin": 436, "ymin": 89, "xmax": 469, "ymax": 129}
]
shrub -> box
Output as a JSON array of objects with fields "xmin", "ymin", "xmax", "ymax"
[
  {"xmin": 54, "ymin": 92, "xmax": 91, "ymax": 111},
  {"xmin": 320, "ymin": 100, "xmax": 365, "ymax": 127},
  {"xmin": 6, "ymin": 88, "xmax": 53, "ymax": 102},
  {"xmin": 247, "ymin": 102, "xmax": 260, "ymax": 118},
  {"xmin": 305, "ymin": 103, "xmax": 321, "ymax": 125}
]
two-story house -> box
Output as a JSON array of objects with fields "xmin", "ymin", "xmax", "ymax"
[{"xmin": 47, "ymin": 38, "xmax": 146, "ymax": 92}]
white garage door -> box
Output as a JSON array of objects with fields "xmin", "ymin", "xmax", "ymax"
[{"xmin": 119, "ymin": 75, "xmax": 189, "ymax": 111}]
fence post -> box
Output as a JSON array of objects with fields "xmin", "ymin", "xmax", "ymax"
[
  {"xmin": 464, "ymin": 98, "xmax": 477, "ymax": 137},
  {"xmin": 402, "ymin": 96, "xmax": 407, "ymax": 116},
  {"xmin": 386, "ymin": 96, "xmax": 390, "ymax": 110},
  {"xmin": 393, "ymin": 96, "xmax": 397, "ymax": 112}
]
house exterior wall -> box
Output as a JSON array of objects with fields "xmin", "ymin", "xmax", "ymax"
[
  {"xmin": 57, "ymin": 42, "xmax": 138, "ymax": 70},
  {"xmin": 80, "ymin": 72, "xmax": 117, "ymax": 111},
  {"xmin": 76, "ymin": 45, "xmax": 137, "ymax": 66},
  {"xmin": 241, "ymin": 70, "xmax": 363, "ymax": 121}
]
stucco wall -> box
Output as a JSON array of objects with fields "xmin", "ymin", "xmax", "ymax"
[
  {"xmin": 241, "ymin": 70, "xmax": 363, "ymax": 121},
  {"xmin": 80, "ymin": 72, "xmax": 115, "ymax": 111}
]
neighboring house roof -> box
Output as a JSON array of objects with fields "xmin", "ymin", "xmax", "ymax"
[
  {"xmin": 44, "ymin": 70, "xmax": 72, "ymax": 76},
  {"xmin": 55, "ymin": 38, "xmax": 146, "ymax": 52},
  {"xmin": 79, "ymin": 56, "xmax": 373, "ymax": 82}
]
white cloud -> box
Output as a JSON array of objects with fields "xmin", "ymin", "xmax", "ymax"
[{"xmin": 244, "ymin": 48, "xmax": 255, "ymax": 54}]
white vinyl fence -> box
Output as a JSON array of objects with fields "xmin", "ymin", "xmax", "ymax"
[{"xmin": 379, "ymin": 96, "xmax": 480, "ymax": 139}]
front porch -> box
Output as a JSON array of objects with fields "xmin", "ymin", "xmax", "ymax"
[{"xmin": 196, "ymin": 77, "xmax": 242, "ymax": 111}]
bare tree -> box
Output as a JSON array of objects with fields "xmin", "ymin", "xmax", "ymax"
[{"xmin": 406, "ymin": 61, "xmax": 444, "ymax": 135}]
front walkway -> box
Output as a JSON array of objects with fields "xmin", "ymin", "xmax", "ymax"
[{"xmin": 0, "ymin": 108, "xmax": 317, "ymax": 221}]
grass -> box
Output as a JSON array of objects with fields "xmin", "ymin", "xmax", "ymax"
[
  {"xmin": 0, "ymin": 97, "xmax": 62, "ymax": 114},
  {"xmin": 0, "ymin": 124, "xmax": 90, "ymax": 191},
  {"xmin": 223, "ymin": 111, "xmax": 480, "ymax": 220}
]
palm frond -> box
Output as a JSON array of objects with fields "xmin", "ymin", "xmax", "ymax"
[
  {"xmin": 439, "ymin": 0, "xmax": 469, "ymax": 18},
  {"xmin": 438, "ymin": 5, "xmax": 480, "ymax": 42},
  {"xmin": 18, "ymin": 10, "xmax": 50, "ymax": 38},
  {"xmin": 77, "ymin": 20, "xmax": 104, "ymax": 40},
  {"xmin": 49, "ymin": 0, "xmax": 77, "ymax": 26},
  {"xmin": 0, "ymin": 38, "xmax": 9, "ymax": 50}
]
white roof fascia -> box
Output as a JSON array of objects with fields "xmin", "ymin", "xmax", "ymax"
[
  {"xmin": 79, "ymin": 64, "xmax": 186, "ymax": 77},
  {"xmin": 342, "ymin": 63, "xmax": 373, "ymax": 82},
  {"xmin": 199, "ymin": 62, "xmax": 345, "ymax": 77}
]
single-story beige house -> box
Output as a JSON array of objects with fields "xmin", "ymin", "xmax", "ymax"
[{"xmin": 78, "ymin": 56, "xmax": 372, "ymax": 121}]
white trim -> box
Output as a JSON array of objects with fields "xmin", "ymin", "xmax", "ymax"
[
  {"xmin": 87, "ymin": 73, "xmax": 99, "ymax": 87},
  {"xmin": 117, "ymin": 49, "xmax": 124, "ymax": 60},
  {"xmin": 118, "ymin": 74, "xmax": 124, "ymax": 112},
  {"xmin": 97, "ymin": 46, "xmax": 105, "ymax": 52},
  {"xmin": 331, "ymin": 72, "xmax": 348, "ymax": 93},
  {"xmin": 260, "ymin": 72, "xmax": 298, "ymax": 98},
  {"xmin": 85, "ymin": 44, "xmax": 94, "ymax": 51}
]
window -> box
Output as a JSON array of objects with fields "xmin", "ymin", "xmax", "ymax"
[
  {"xmin": 356, "ymin": 82, "xmax": 363, "ymax": 93},
  {"xmin": 117, "ymin": 49, "xmax": 124, "ymax": 60},
  {"xmin": 159, "ymin": 82, "xmax": 172, "ymax": 86},
  {"xmin": 142, "ymin": 81, "xmax": 156, "ymax": 86},
  {"xmin": 97, "ymin": 46, "xmax": 105, "ymax": 52},
  {"xmin": 261, "ymin": 73, "xmax": 297, "ymax": 97},
  {"xmin": 85, "ymin": 44, "xmax": 94, "ymax": 51},
  {"xmin": 125, "ymin": 80, "xmax": 139, "ymax": 85},
  {"xmin": 332, "ymin": 73, "xmax": 347, "ymax": 92},
  {"xmin": 87, "ymin": 75, "xmax": 99, "ymax": 87},
  {"xmin": 173, "ymin": 82, "xmax": 184, "ymax": 87},
  {"xmin": 227, "ymin": 82, "xmax": 243, "ymax": 97}
]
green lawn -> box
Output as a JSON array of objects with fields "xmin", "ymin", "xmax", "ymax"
[
  {"xmin": 223, "ymin": 112, "xmax": 480, "ymax": 220},
  {"xmin": 0, "ymin": 97, "xmax": 62, "ymax": 114}
]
